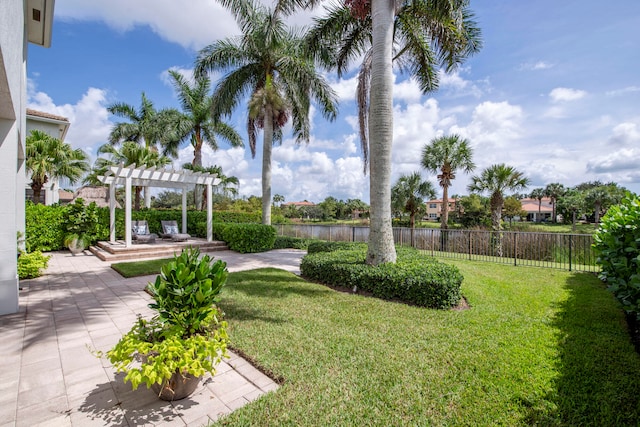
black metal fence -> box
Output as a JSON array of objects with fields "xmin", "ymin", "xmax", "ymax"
[{"xmin": 275, "ymin": 224, "xmax": 598, "ymax": 272}]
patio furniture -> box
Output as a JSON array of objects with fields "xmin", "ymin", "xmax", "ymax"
[
  {"xmin": 132, "ymin": 220, "xmax": 157, "ymax": 244},
  {"xmin": 160, "ymin": 220, "xmax": 191, "ymax": 242}
]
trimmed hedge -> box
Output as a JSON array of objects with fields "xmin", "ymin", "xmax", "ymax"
[
  {"xmin": 273, "ymin": 236, "xmax": 314, "ymax": 250},
  {"xmin": 25, "ymin": 202, "xmax": 66, "ymax": 252},
  {"xmin": 301, "ymin": 246, "xmax": 463, "ymax": 308},
  {"xmin": 307, "ymin": 241, "xmax": 367, "ymax": 254},
  {"xmin": 214, "ymin": 223, "xmax": 276, "ymax": 253},
  {"xmin": 594, "ymin": 194, "xmax": 640, "ymax": 319},
  {"xmin": 18, "ymin": 251, "xmax": 51, "ymax": 279}
]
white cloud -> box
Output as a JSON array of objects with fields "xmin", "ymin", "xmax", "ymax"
[
  {"xmin": 55, "ymin": 0, "xmax": 238, "ymax": 50},
  {"xmin": 27, "ymin": 81, "xmax": 112, "ymax": 158},
  {"xmin": 160, "ymin": 66, "xmax": 194, "ymax": 88},
  {"xmin": 519, "ymin": 61, "xmax": 553, "ymax": 71},
  {"xmin": 549, "ymin": 87, "xmax": 587, "ymax": 102},
  {"xmin": 586, "ymin": 148, "xmax": 640, "ymax": 173},
  {"xmin": 437, "ymin": 69, "xmax": 484, "ymax": 98},
  {"xmin": 393, "ymin": 77, "xmax": 422, "ymax": 103},
  {"xmin": 608, "ymin": 122, "xmax": 640, "ymax": 146},
  {"xmin": 606, "ymin": 86, "xmax": 640, "ymax": 96}
]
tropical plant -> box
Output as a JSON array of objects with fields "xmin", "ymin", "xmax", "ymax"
[
  {"xmin": 183, "ymin": 163, "xmax": 239, "ymax": 210},
  {"xmin": 391, "ymin": 172, "xmax": 436, "ymax": 245},
  {"xmin": 529, "ymin": 187, "xmax": 546, "ymax": 223},
  {"xmin": 106, "ymin": 248, "xmax": 229, "ymax": 400},
  {"xmin": 421, "ymin": 134, "xmax": 475, "ymax": 229},
  {"xmin": 502, "ymin": 196, "xmax": 526, "ymax": 227},
  {"xmin": 195, "ymin": 0, "xmax": 338, "ymax": 226},
  {"xmin": 584, "ymin": 182, "xmax": 627, "ymax": 224},
  {"xmin": 163, "ymin": 70, "xmax": 243, "ymax": 164},
  {"xmin": 468, "ymin": 164, "xmax": 530, "ymax": 255},
  {"xmin": 594, "ymin": 193, "xmax": 640, "ymax": 320},
  {"xmin": 86, "ymin": 142, "xmax": 171, "ymax": 210},
  {"xmin": 107, "ymin": 92, "xmax": 181, "ymax": 155},
  {"xmin": 305, "ymin": 0, "xmax": 481, "ymax": 265},
  {"xmin": 544, "ymin": 182, "xmax": 565, "ymax": 224},
  {"xmin": 25, "ymin": 130, "xmax": 90, "ymax": 203},
  {"xmin": 273, "ymin": 194, "xmax": 285, "ymax": 207}
]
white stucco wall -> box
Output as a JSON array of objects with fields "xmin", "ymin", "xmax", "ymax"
[
  {"xmin": 0, "ymin": 0, "xmax": 26, "ymax": 315},
  {"xmin": 26, "ymin": 118, "xmax": 65, "ymax": 204}
]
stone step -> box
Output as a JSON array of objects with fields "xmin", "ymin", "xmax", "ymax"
[{"xmin": 89, "ymin": 240, "xmax": 229, "ymax": 262}]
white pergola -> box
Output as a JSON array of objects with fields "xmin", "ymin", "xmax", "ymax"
[{"xmin": 98, "ymin": 164, "xmax": 221, "ymax": 247}]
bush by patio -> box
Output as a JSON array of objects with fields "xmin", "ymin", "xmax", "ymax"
[
  {"xmin": 207, "ymin": 223, "xmax": 277, "ymax": 253},
  {"xmin": 301, "ymin": 246, "xmax": 463, "ymax": 308},
  {"xmin": 594, "ymin": 193, "xmax": 640, "ymax": 319},
  {"xmin": 273, "ymin": 236, "xmax": 313, "ymax": 250}
]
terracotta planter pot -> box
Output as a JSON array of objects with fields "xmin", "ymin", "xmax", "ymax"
[{"xmin": 151, "ymin": 371, "xmax": 201, "ymax": 401}]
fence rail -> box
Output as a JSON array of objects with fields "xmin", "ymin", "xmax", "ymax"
[{"xmin": 275, "ymin": 224, "xmax": 598, "ymax": 272}]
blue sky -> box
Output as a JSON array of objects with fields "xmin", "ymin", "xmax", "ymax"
[{"xmin": 27, "ymin": 0, "xmax": 640, "ymax": 203}]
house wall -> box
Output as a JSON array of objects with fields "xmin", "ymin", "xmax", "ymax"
[{"xmin": 0, "ymin": 0, "xmax": 26, "ymax": 315}]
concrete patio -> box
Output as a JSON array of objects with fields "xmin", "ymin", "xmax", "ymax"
[{"xmin": 0, "ymin": 249, "xmax": 305, "ymax": 426}]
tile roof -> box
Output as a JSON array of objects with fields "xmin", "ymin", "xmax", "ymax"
[{"xmin": 26, "ymin": 108, "xmax": 69, "ymax": 123}]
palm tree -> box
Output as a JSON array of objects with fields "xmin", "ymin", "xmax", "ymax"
[
  {"xmin": 468, "ymin": 164, "xmax": 530, "ymax": 256},
  {"xmin": 183, "ymin": 163, "xmax": 239, "ymax": 209},
  {"xmin": 544, "ymin": 183, "xmax": 565, "ymax": 224},
  {"xmin": 391, "ymin": 172, "xmax": 435, "ymax": 246},
  {"xmin": 195, "ymin": 0, "xmax": 338, "ymax": 225},
  {"xmin": 25, "ymin": 130, "xmax": 90, "ymax": 203},
  {"xmin": 163, "ymin": 70, "xmax": 243, "ymax": 165},
  {"xmin": 273, "ymin": 194, "xmax": 285, "ymax": 207},
  {"xmin": 421, "ymin": 134, "xmax": 474, "ymax": 229},
  {"xmin": 87, "ymin": 142, "xmax": 171, "ymax": 210},
  {"xmin": 306, "ymin": 0, "xmax": 481, "ymax": 265},
  {"xmin": 108, "ymin": 92, "xmax": 180, "ymax": 154},
  {"xmin": 529, "ymin": 188, "xmax": 545, "ymax": 222}
]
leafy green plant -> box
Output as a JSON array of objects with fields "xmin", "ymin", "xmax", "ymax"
[
  {"xmin": 216, "ymin": 223, "xmax": 277, "ymax": 253},
  {"xmin": 61, "ymin": 199, "xmax": 106, "ymax": 247},
  {"xmin": 273, "ymin": 236, "xmax": 313, "ymax": 249},
  {"xmin": 17, "ymin": 251, "xmax": 51, "ymax": 279},
  {"xmin": 301, "ymin": 246, "xmax": 463, "ymax": 308},
  {"xmin": 307, "ymin": 241, "xmax": 367, "ymax": 254},
  {"xmin": 593, "ymin": 193, "xmax": 640, "ymax": 318},
  {"xmin": 106, "ymin": 248, "xmax": 229, "ymax": 396}
]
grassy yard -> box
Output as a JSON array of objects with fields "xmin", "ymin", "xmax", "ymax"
[
  {"xmin": 111, "ymin": 258, "xmax": 173, "ymax": 278},
  {"xmin": 213, "ymin": 261, "xmax": 640, "ymax": 426}
]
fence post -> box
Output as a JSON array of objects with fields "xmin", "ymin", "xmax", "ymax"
[
  {"xmin": 352, "ymin": 227, "xmax": 355, "ymax": 242},
  {"xmin": 431, "ymin": 229, "xmax": 435, "ymax": 257},
  {"xmin": 569, "ymin": 235, "xmax": 573, "ymax": 271},
  {"xmin": 469, "ymin": 230, "xmax": 472, "ymax": 260},
  {"xmin": 514, "ymin": 232, "xmax": 517, "ymax": 266}
]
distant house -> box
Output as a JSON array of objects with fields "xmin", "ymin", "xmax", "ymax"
[
  {"xmin": 25, "ymin": 108, "xmax": 71, "ymax": 205},
  {"xmin": 425, "ymin": 198, "xmax": 457, "ymax": 221},
  {"xmin": 282, "ymin": 201, "xmax": 316, "ymax": 208},
  {"xmin": 520, "ymin": 197, "xmax": 553, "ymax": 222},
  {"xmin": 58, "ymin": 189, "xmax": 74, "ymax": 205},
  {"xmin": 72, "ymin": 186, "xmax": 121, "ymax": 208}
]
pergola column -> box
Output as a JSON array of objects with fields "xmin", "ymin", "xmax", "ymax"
[
  {"xmin": 125, "ymin": 175, "xmax": 132, "ymax": 247},
  {"xmin": 109, "ymin": 183, "xmax": 116, "ymax": 242},
  {"xmin": 207, "ymin": 183, "xmax": 212, "ymax": 242},
  {"xmin": 181, "ymin": 189, "xmax": 187, "ymax": 234}
]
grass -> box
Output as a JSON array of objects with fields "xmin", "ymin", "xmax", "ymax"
[
  {"xmin": 110, "ymin": 258, "xmax": 173, "ymax": 278},
  {"xmin": 212, "ymin": 262, "xmax": 640, "ymax": 426}
]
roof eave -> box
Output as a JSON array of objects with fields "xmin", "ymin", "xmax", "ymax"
[{"xmin": 26, "ymin": 0, "xmax": 55, "ymax": 48}]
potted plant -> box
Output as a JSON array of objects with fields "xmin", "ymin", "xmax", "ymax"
[
  {"xmin": 64, "ymin": 233, "xmax": 90, "ymax": 255},
  {"xmin": 106, "ymin": 248, "xmax": 229, "ymax": 400}
]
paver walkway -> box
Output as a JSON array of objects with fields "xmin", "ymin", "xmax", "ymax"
[{"xmin": 0, "ymin": 249, "xmax": 305, "ymax": 427}]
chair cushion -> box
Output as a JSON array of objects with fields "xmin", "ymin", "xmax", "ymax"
[
  {"xmin": 164, "ymin": 224, "xmax": 179, "ymax": 235},
  {"xmin": 133, "ymin": 224, "xmax": 147, "ymax": 235}
]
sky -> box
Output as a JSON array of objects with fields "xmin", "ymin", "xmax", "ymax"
[{"xmin": 27, "ymin": 0, "xmax": 640, "ymax": 204}]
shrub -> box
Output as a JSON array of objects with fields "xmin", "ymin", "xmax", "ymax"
[
  {"xmin": 307, "ymin": 241, "xmax": 367, "ymax": 254},
  {"xmin": 273, "ymin": 236, "xmax": 313, "ymax": 250},
  {"xmin": 594, "ymin": 194, "xmax": 640, "ymax": 319},
  {"xmin": 218, "ymin": 224, "xmax": 276, "ymax": 253},
  {"xmin": 18, "ymin": 251, "xmax": 51, "ymax": 279},
  {"xmin": 301, "ymin": 246, "xmax": 463, "ymax": 308},
  {"xmin": 62, "ymin": 199, "xmax": 108, "ymax": 247},
  {"xmin": 25, "ymin": 201, "xmax": 66, "ymax": 252}
]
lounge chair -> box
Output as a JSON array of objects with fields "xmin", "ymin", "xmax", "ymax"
[
  {"xmin": 160, "ymin": 220, "xmax": 191, "ymax": 242},
  {"xmin": 132, "ymin": 220, "xmax": 157, "ymax": 244}
]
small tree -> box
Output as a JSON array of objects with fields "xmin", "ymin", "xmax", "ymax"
[
  {"xmin": 391, "ymin": 172, "xmax": 436, "ymax": 246},
  {"xmin": 26, "ymin": 130, "xmax": 89, "ymax": 203},
  {"xmin": 502, "ymin": 196, "xmax": 526, "ymax": 227}
]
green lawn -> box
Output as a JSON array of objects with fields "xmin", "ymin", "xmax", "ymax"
[
  {"xmin": 111, "ymin": 258, "xmax": 173, "ymax": 278},
  {"xmin": 213, "ymin": 262, "xmax": 640, "ymax": 426}
]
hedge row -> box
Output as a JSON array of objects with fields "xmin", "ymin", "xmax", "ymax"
[
  {"xmin": 25, "ymin": 202, "xmax": 262, "ymax": 252},
  {"xmin": 273, "ymin": 236, "xmax": 314, "ymax": 250},
  {"xmin": 200, "ymin": 222, "xmax": 276, "ymax": 253},
  {"xmin": 301, "ymin": 245, "xmax": 463, "ymax": 308}
]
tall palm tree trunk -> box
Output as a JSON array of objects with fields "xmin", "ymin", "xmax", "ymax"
[
  {"xmin": 490, "ymin": 194, "xmax": 503, "ymax": 256},
  {"xmin": 366, "ymin": 0, "xmax": 397, "ymax": 266},
  {"xmin": 31, "ymin": 182, "xmax": 44, "ymax": 204},
  {"xmin": 441, "ymin": 183, "xmax": 449, "ymax": 229},
  {"xmin": 537, "ymin": 200, "xmax": 541, "ymax": 222},
  {"xmin": 262, "ymin": 105, "xmax": 274, "ymax": 225},
  {"xmin": 193, "ymin": 128, "xmax": 203, "ymax": 168}
]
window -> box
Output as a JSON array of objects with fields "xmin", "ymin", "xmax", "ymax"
[
  {"xmin": 428, "ymin": 213, "xmax": 437, "ymax": 219},
  {"xmin": 429, "ymin": 203, "xmax": 437, "ymax": 209}
]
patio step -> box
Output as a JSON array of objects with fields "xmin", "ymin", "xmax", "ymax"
[{"xmin": 89, "ymin": 239, "xmax": 229, "ymax": 262}]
